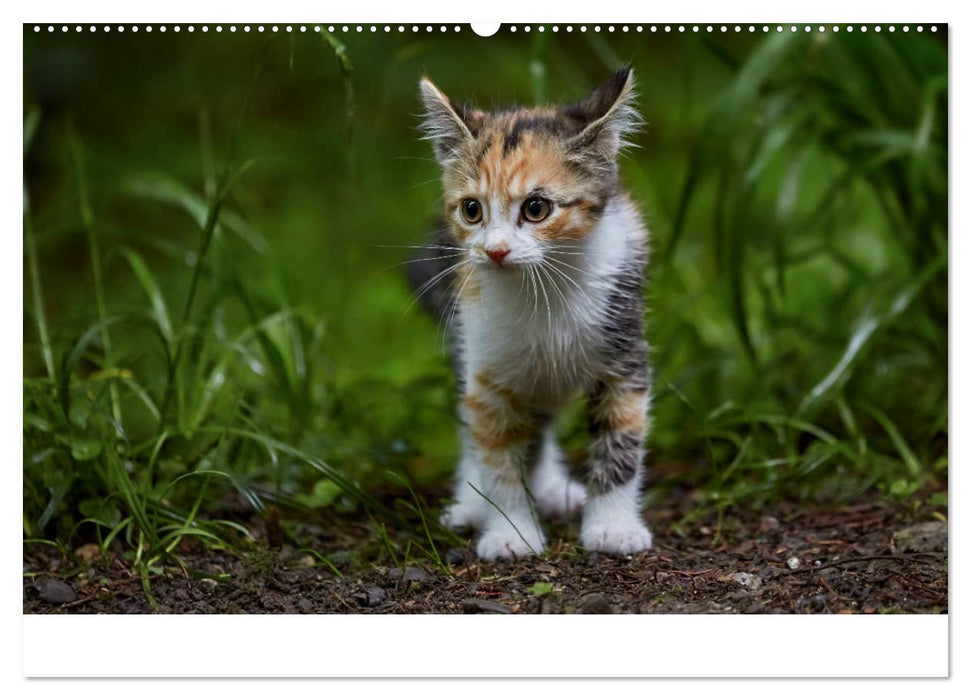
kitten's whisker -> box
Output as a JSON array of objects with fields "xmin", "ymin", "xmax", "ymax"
[
  {"xmin": 407, "ymin": 177, "xmax": 448, "ymax": 192},
  {"xmin": 393, "ymin": 155, "xmax": 440, "ymax": 164},
  {"xmin": 441, "ymin": 266, "xmax": 473, "ymax": 354},
  {"xmin": 545, "ymin": 258, "xmax": 599, "ymax": 315},
  {"xmin": 377, "ymin": 253, "xmax": 465, "ymax": 276},
  {"xmin": 544, "ymin": 257, "xmax": 590, "ymax": 295},
  {"xmin": 535, "ymin": 262, "xmax": 553, "ymax": 331},
  {"xmin": 538, "ymin": 272, "xmax": 559, "ymax": 380},
  {"xmin": 524, "ymin": 266, "xmax": 539, "ymax": 324},
  {"xmin": 372, "ymin": 244, "xmax": 466, "ymax": 251},
  {"xmin": 410, "ymin": 259, "xmax": 466, "ymax": 301},
  {"xmin": 537, "ymin": 264, "xmax": 570, "ymax": 380},
  {"xmin": 544, "ymin": 256, "xmax": 587, "ymax": 276},
  {"xmin": 399, "ymin": 258, "xmax": 470, "ymax": 324},
  {"xmin": 514, "ymin": 268, "xmax": 532, "ymax": 325},
  {"xmin": 539, "ymin": 262, "xmax": 571, "ymax": 312}
]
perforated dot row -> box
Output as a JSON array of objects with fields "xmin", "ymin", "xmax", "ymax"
[
  {"xmin": 508, "ymin": 24, "xmax": 939, "ymax": 33},
  {"xmin": 30, "ymin": 24, "xmax": 464, "ymax": 33},
  {"xmin": 31, "ymin": 24, "xmax": 942, "ymax": 34}
]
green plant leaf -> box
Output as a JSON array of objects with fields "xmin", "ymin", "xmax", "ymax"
[
  {"xmin": 527, "ymin": 581, "xmax": 554, "ymax": 597},
  {"xmin": 68, "ymin": 437, "xmax": 103, "ymax": 461},
  {"xmin": 296, "ymin": 479, "xmax": 343, "ymax": 509},
  {"xmin": 79, "ymin": 498, "xmax": 122, "ymax": 528}
]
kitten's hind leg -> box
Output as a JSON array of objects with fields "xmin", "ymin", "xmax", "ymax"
[
  {"xmin": 440, "ymin": 429, "xmax": 489, "ymax": 531},
  {"xmin": 530, "ymin": 429, "xmax": 587, "ymax": 520}
]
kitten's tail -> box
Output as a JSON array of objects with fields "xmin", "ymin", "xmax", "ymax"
[{"xmin": 404, "ymin": 221, "xmax": 460, "ymax": 322}]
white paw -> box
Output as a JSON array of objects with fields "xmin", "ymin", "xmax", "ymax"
[
  {"xmin": 534, "ymin": 479, "xmax": 587, "ymax": 520},
  {"xmin": 476, "ymin": 525, "xmax": 545, "ymax": 561},
  {"xmin": 580, "ymin": 520, "xmax": 653, "ymax": 556},
  {"xmin": 440, "ymin": 501, "xmax": 487, "ymax": 531}
]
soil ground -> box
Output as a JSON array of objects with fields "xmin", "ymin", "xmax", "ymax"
[{"xmin": 23, "ymin": 492, "xmax": 947, "ymax": 614}]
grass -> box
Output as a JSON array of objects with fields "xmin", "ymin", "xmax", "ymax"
[{"xmin": 23, "ymin": 27, "xmax": 947, "ymax": 579}]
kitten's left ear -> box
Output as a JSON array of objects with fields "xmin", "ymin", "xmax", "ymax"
[
  {"xmin": 564, "ymin": 66, "xmax": 641, "ymax": 162},
  {"xmin": 419, "ymin": 78, "xmax": 477, "ymax": 165}
]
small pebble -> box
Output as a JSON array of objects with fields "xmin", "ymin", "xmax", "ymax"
[
  {"xmin": 297, "ymin": 598, "xmax": 313, "ymax": 613},
  {"xmin": 36, "ymin": 579, "xmax": 76, "ymax": 605},
  {"xmin": 787, "ymin": 556, "xmax": 801, "ymax": 570},
  {"xmin": 445, "ymin": 548, "xmax": 468, "ymax": 565},
  {"xmin": 760, "ymin": 516, "xmax": 781, "ymax": 532},
  {"xmin": 729, "ymin": 572, "xmax": 762, "ymax": 589},
  {"xmin": 365, "ymin": 586, "xmax": 387, "ymax": 607},
  {"xmin": 388, "ymin": 566, "xmax": 428, "ymax": 583},
  {"xmin": 462, "ymin": 598, "xmax": 510, "ymax": 614},
  {"xmin": 579, "ymin": 593, "xmax": 613, "ymax": 614},
  {"xmin": 74, "ymin": 543, "xmax": 101, "ymax": 563},
  {"xmin": 892, "ymin": 521, "xmax": 947, "ymax": 553}
]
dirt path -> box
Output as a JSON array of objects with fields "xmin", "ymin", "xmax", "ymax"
[{"xmin": 23, "ymin": 496, "xmax": 947, "ymax": 614}]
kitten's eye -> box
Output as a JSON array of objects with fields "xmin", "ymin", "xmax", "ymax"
[
  {"xmin": 461, "ymin": 199, "xmax": 482, "ymax": 224},
  {"xmin": 521, "ymin": 197, "xmax": 552, "ymax": 223}
]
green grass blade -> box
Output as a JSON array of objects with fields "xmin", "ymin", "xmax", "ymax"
[
  {"xmin": 116, "ymin": 246, "xmax": 174, "ymax": 343},
  {"xmin": 322, "ymin": 31, "xmax": 355, "ymax": 143},
  {"xmin": 70, "ymin": 130, "xmax": 121, "ymax": 423},
  {"xmin": 24, "ymin": 106, "xmax": 41, "ymax": 155},
  {"xmin": 200, "ymin": 427, "xmax": 393, "ymax": 519},
  {"xmin": 863, "ymin": 404, "xmax": 923, "ymax": 478},
  {"xmin": 24, "ymin": 214, "xmax": 55, "ymax": 381},
  {"xmin": 801, "ymin": 253, "xmax": 946, "ymax": 413}
]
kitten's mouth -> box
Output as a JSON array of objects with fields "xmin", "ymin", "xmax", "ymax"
[{"xmin": 479, "ymin": 258, "xmax": 517, "ymax": 270}]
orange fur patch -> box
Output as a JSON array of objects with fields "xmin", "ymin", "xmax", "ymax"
[
  {"xmin": 475, "ymin": 370, "xmax": 521, "ymax": 407},
  {"xmin": 470, "ymin": 423, "xmax": 535, "ymax": 452},
  {"xmin": 594, "ymin": 389, "xmax": 649, "ymax": 434},
  {"xmin": 462, "ymin": 372, "xmax": 535, "ymax": 459}
]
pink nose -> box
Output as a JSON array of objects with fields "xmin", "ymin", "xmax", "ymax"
[{"xmin": 486, "ymin": 247, "xmax": 510, "ymax": 265}]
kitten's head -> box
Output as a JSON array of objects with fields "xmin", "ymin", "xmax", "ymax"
[{"xmin": 419, "ymin": 67, "xmax": 640, "ymax": 269}]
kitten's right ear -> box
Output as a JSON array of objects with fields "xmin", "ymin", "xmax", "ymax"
[{"xmin": 419, "ymin": 78, "xmax": 475, "ymax": 164}]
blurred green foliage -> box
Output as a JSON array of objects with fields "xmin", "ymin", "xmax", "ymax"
[{"xmin": 23, "ymin": 26, "xmax": 947, "ymax": 562}]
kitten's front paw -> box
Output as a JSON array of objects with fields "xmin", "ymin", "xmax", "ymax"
[
  {"xmin": 580, "ymin": 520, "xmax": 653, "ymax": 556},
  {"xmin": 476, "ymin": 526, "xmax": 545, "ymax": 561},
  {"xmin": 534, "ymin": 479, "xmax": 587, "ymax": 520}
]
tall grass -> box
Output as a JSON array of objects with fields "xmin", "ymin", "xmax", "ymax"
[
  {"xmin": 644, "ymin": 30, "xmax": 947, "ymax": 507},
  {"xmin": 22, "ymin": 27, "xmax": 947, "ymax": 573},
  {"xmin": 22, "ymin": 37, "xmax": 436, "ymax": 584}
]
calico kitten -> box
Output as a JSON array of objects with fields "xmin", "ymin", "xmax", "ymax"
[{"xmin": 411, "ymin": 67, "xmax": 653, "ymax": 561}]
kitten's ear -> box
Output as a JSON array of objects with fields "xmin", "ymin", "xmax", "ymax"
[
  {"xmin": 564, "ymin": 66, "xmax": 641, "ymax": 163},
  {"xmin": 419, "ymin": 78, "xmax": 476, "ymax": 164}
]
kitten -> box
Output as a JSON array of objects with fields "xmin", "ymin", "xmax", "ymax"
[{"xmin": 411, "ymin": 67, "xmax": 653, "ymax": 561}]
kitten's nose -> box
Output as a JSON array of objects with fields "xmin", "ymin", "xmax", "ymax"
[{"xmin": 486, "ymin": 246, "xmax": 510, "ymax": 265}]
